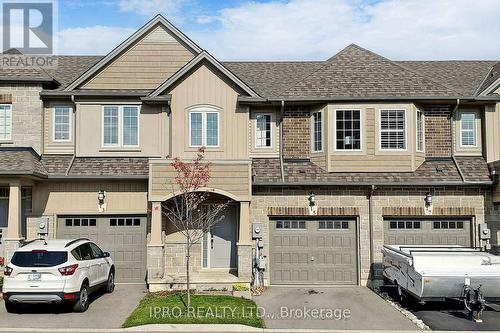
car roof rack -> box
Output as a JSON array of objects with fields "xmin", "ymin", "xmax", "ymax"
[
  {"xmin": 20, "ymin": 238, "xmax": 47, "ymax": 247},
  {"xmin": 65, "ymin": 238, "xmax": 90, "ymax": 248}
]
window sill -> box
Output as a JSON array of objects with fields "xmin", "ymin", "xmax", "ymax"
[
  {"xmin": 99, "ymin": 147, "xmax": 142, "ymax": 152},
  {"xmin": 0, "ymin": 141, "xmax": 13, "ymax": 144}
]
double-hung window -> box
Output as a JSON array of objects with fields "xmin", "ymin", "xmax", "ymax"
[
  {"xmin": 312, "ymin": 111, "xmax": 323, "ymax": 152},
  {"xmin": 380, "ymin": 109, "xmax": 406, "ymax": 150},
  {"xmin": 255, "ymin": 113, "xmax": 271, "ymax": 148},
  {"xmin": 460, "ymin": 112, "xmax": 477, "ymax": 147},
  {"xmin": 336, "ymin": 109, "xmax": 361, "ymax": 150},
  {"xmin": 416, "ymin": 110, "xmax": 424, "ymax": 152},
  {"xmin": 0, "ymin": 104, "xmax": 12, "ymax": 141},
  {"xmin": 102, "ymin": 106, "xmax": 139, "ymax": 147},
  {"xmin": 189, "ymin": 108, "xmax": 219, "ymax": 147},
  {"xmin": 53, "ymin": 106, "xmax": 71, "ymax": 141}
]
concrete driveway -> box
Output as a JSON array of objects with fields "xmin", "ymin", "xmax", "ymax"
[
  {"xmin": 0, "ymin": 284, "xmax": 146, "ymax": 329},
  {"xmin": 253, "ymin": 286, "xmax": 418, "ymax": 330}
]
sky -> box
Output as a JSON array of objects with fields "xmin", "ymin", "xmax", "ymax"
[{"xmin": 38, "ymin": 0, "xmax": 500, "ymax": 60}]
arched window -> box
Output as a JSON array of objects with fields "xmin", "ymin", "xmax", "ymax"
[{"xmin": 189, "ymin": 107, "xmax": 219, "ymax": 147}]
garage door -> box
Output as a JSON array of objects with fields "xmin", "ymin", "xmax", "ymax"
[
  {"xmin": 57, "ymin": 215, "xmax": 147, "ymax": 283},
  {"xmin": 269, "ymin": 219, "xmax": 357, "ymax": 285},
  {"xmin": 384, "ymin": 219, "xmax": 471, "ymax": 246}
]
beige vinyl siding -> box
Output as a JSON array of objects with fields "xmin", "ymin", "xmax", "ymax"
[
  {"xmin": 485, "ymin": 104, "xmax": 500, "ymax": 163},
  {"xmin": 249, "ymin": 107, "xmax": 280, "ymax": 158},
  {"xmin": 454, "ymin": 108, "xmax": 482, "ymax": 156},
  {"xmin": 328, "ymin": 103, "xmax": 423, "ymax": 172},
  {"xmin": 75, "ymin": 103, "xmax": 166, "ymax": 157},
  {"xmin": 32, "ymin": 180, "xmax": 148, "ymax": 215},
  {"xmin": 149, "ymin": 160, "xmax": 251, "ymax": 202},
  {"xmin": 43, "ymin": 100, "xmax": 75, "ymax": 154},
  {"xmin": 168, "ymin": 64, "xmax": 249, "ymax": 160},
  {"xmin": 82, "ymin": 26, "xmax": 195, "ymax": 90}
]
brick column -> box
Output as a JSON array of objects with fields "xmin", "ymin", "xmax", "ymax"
[
  {"xmin": 4, "ymin": 181, "xmax": 23, "ymax": 261},
  {"xmin": 237, "ymin": 201, "xmax": 252, "ymax": 281}
]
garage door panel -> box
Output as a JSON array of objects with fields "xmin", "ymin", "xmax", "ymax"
[
  {"xmin": 58, "ymin": 215, "xmax": 146, "ymax": 283},
  {"xmin": 384, "ymin": 219, "xmax": 471, "ymax": 246},
  {"xmin": 270, "ymin": 219, "xmax": 357, "ymax": 285}
]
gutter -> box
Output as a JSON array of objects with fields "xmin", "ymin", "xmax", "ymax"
[
  {"xmin": 252, "ymin": 181, "xmax": 493, "ymax": 187},
  {"xmin": 279, "ymin": 100, "xmax": 285, "ymax": 182}
]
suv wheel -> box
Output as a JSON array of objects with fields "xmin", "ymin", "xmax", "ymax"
[
  {"xmin": 73, "ymin": 284, "xmax": 90, "ymax": 312},
  {"xmin": 4, "ymin": 301, "xmax": 19, "ymax": 313},
  {"xmin": 106, "ymin": 271, "xmax": 115, "ymax": 293}
]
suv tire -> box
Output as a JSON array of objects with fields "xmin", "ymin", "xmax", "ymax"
[
  {"xmin": 73, "ymin": 283, "xmax": 90, "ymax": 312},
  {"xmin": 106, "ymin": 271, "xmax": 115, "ymax": 293},
  {"xmin": 4, "ymin": 300, "xmax": 19, "ymax": 313}
]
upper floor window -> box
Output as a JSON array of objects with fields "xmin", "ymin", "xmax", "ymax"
[
  {"xmin": 312, "ymin": 111, "xmax": 323, "ymax": 152},
  {"xmin": 380, "ymin": 109, "xmax": 406, "ymax": 150},
  {"xmin": 460, "ymin": 112, "xmax": 477, "ymax": 147},
  {"xmin": 336, "ymin": 109, "xmax": 361, "ymax": 150},
  {"xmin": 53, "ymin": 106, "xmax": 71, "ymax": 141},
  {"xmin": 255, "ymin": 113, "xmax": 272, "ymax": 148},
  {"xmin": 102, "ymin": 106, "xmax": 139, "ymax": 147},
  {"xmin": 189, "ymin": 108, "xmax": 219, "ymax": 147},
  {"xmin": 0, "ymin": 104, "xmax": 12, "ymax": 141},
  {"xmin": 416, "ymin": 110, "xmax": 424, "ymax": 152}
]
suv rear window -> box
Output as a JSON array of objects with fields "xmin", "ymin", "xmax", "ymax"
[{"xmin": 11, "ymin": 251, "xmax": 68, "ymax": 267}]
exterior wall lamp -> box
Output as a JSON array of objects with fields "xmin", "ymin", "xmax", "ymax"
[
  {"xmin": 308, "ymin": 192, "xmax": 317, "ymax": 216},
  {"xmin": 424, "ymin": 192, "xmax": 432, "ymax": 206},
  {"xmin": 98, "ymin": 190, "xmax": 106, "ymax": 212}
]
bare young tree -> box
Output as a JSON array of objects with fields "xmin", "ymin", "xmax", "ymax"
[{"xmin": 162, "ymin": 147, "xmax": 229, "ymax": 307}]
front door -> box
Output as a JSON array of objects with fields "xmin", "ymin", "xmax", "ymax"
[{"xmin": 207, "ymin": 206, "xmax": 237, "ymax": 269}]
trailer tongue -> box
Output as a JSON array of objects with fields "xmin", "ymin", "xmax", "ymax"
[{"xmin": 382, "ymin": 245, "xmax": 500, "ymax": 322}]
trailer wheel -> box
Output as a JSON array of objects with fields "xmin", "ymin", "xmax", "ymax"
[{"xmin": 395, "ymin": 282, "xmax": 407, "ymax": 304}]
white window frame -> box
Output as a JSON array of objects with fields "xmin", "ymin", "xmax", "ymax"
[
  {"xmin": 101, "ymin": 105, "xmax": 140, "ymax": 148},
  {"xmin": 459, "ymin": 111, "xmax": 478, "ymax": 148},
  {"xmin": 254, "ymin": 113, "xmax": 273, "ymax": 149},
  {"xmin": 0, "ymin": 104, "xmax": 12, "ymax": 141},
  {"xmin": 334, "ymin": 109, "xmax": 363, "ymax": 152},
  {"xmin": 311, "ymin": 110, "xmax": 323, "ymax": 153},
  {"xmin": 416, "ymin": 109, "xmax": 425, "ymax": 152},
  {"xmin": 52, "ymin": 106, "xmax": 72, "ymax": 142},
  {"xmin": 379, "ymin": 109, "xmax": 408, "ymax": 151},
  {"xmin": 189, "ymin": 108, "xmax": 220, "ymax": 148}
]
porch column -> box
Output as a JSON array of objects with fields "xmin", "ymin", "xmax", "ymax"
[
  {"xmin": 237, "ymin": 201, "xmax": 252, "ymax": 281},
  {"xmin": 4, "ymin": 181, "xmax": 23, "ymax": 261},
  {"xmin": 147, "ymin": 201, "xmax": 165, "ymax": 285}
]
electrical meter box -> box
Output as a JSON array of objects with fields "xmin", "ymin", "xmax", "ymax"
[
  {"xmin": 37, "ymin": 217, "xmax": 49, "ymax": 236},
  {"xmin": 252, "ymin": 223, "xmax": 262, "ymax": 239},
  {"xmin": 480, "ymin": 223, "xmax": 491, "ymax": 240}
]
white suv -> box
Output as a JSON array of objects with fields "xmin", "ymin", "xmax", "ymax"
[{"xmin": 2, "ymin": 238, "xmax": 115, "ymax": 313}]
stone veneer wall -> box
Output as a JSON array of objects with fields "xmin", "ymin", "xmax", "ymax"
[
  {"xmin": 0, "ymin": 83, "xmax": 43, "ymax": 154},
  {"xmin": 251, "ymin": 185, "xmax": 486, "ymax": 286},
  {"xmin": 424, "ymin": 104, "xmax": 452, "ymax": 158},
  {"xmin": 282, "ymin": 106, "xmax": 310, "ymax": 159}
]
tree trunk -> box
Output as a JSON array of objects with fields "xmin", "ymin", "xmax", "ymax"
[{"xmin": 186, "ymin": 240, "xmax": 191, "ymax": 308}]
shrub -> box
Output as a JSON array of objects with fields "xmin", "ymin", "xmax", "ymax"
[{"xmin": 232, "ymin": 283, "xmax": 249, "ymax": 291}]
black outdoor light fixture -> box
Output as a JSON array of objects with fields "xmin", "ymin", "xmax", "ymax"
[
  {"xmin": 308, "ymin": 192, "xmax": 316, "ymax": 206},
  {"xmin": 424, "ymin": 192, "xmax": 432, "ymax": 206},
  {"xmin": 98, "ymin": 190, "xmax": 106, "ymax": 206}
]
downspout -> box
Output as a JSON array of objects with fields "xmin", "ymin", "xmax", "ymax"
[
  {"xmin": 279, "ymin": 100, "xmax": 285, "ymax": 182},
  {"xmin": 450, "ymin": 98, "xmax": 466, "ymax": 182},
  {"xmin": 167, "ymin": 102, "xmax": 172, "ymax": 158},
  {"xmin": 368, "ymin": 185, "xmax": 375, "ymax": 269},
  {"xmin": 65, "ymin": 95, "xmax": 76, "ymax": 176}
]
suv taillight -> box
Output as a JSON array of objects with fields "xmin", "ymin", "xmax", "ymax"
[
  {"xmin": 4, "ymin": 265, "xmax": 13, "ymax": 276},
  {"xmin": 58, "ymin": 264, "xmax": 78, "ymax": 276}
]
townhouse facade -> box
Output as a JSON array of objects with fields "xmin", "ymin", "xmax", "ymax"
[{"xmin": 1, "ymin": 15, "xmax": 500, "ymax": 290}]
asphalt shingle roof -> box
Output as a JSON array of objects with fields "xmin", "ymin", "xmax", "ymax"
[
  {"xmin": 252, "ymin": 157, "xmax": 491, "ymax": 185},
  {"xmin": 40, "ymin": 156, "xmax": 149, "ymax": 177},
  {"xmin": 0, "ymin": 148, "xmax": 46, "ymax": 177}
]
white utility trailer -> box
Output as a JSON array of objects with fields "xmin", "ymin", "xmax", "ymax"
[{"xmin": 382, "ymin": 245, "xmax": 500, "ymax": 321}]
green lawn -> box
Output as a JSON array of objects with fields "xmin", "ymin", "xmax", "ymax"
[{"xmin": 123, "ymin": 293, "xmax": 264, "ymax": 328}]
